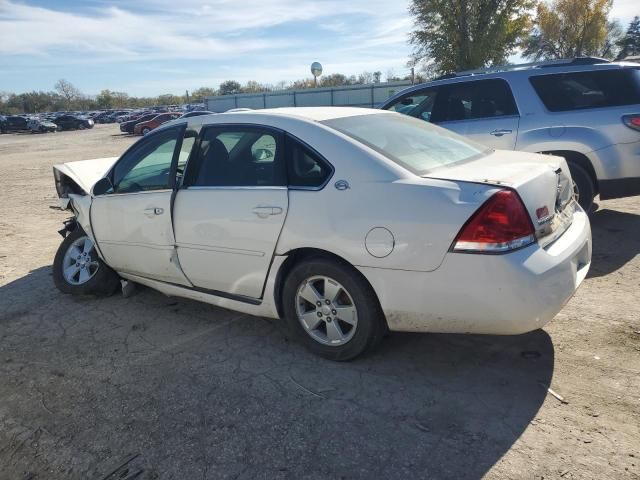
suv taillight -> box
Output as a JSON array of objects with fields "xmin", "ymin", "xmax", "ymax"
[
  {"xmin": 452, "ymin": 189, "xmax": 535, "ymax": 254},
  {"xmin": 622, "ymin": 114, "xmax": 640, "ymax": 131}
]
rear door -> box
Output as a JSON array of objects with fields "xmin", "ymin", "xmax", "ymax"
[
  {"xmin": 173, "ymin": 125, "xmax": 288, "ymax": 299},
  {"xmin": 431, "ymin": 79, "xmax": 520, "ymax": 150}
]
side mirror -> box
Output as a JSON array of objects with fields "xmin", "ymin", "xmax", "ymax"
[{"xmin": 92, "ymin": 177, "xmax": 114, "ymax": 196}]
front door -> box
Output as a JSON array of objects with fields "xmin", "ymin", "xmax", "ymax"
[
  {"xmin": 173, "ymin": 126, "xmax": 288, "ymax": 299},
  {"xmin": 91, "ymin": 125, "xmax": 195, "ymax": 285}
]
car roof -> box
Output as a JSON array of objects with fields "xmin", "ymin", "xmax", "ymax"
[
  {"xmin": 390, "ymin": 60, "xmax": 639, "ymax": 97},
  {"xmin": 186, "ymin": 107, "xmax": 383, "ymax": 126}
]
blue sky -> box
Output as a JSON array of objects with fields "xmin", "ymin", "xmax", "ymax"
[{"xmin": 0, "ymin": 0, "xmax": 637, "ymax": 97}]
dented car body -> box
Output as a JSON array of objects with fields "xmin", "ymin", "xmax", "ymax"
[{"xmin": 52, "ymin": 107, "xmax": 592, "ymax": 360}]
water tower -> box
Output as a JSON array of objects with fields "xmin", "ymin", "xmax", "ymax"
[{"xmin": 311, "ymin": 62, "xmax": 323, "ymax": 87}]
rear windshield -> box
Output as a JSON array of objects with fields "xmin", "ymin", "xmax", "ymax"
[
  {"xmin": 530, "ymin": 68, "xmax": 640, "ymax": 112},
  {"xmin": 321, "ymin": 113, "xmax": 488, "ymax": 174}
]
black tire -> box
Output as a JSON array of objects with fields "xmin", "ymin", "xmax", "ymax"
[
  {"xmin": 53, "ymin": 227, "xmax": 120, "ymax": 296},
  {"xmin": 568, "ymin": 162, "xmax": 595, "ymax": 213},
  {"xmin": 142, "ymin": 127, "xmax": 151, "ymax": 135},
  {"xmin": 282, "ymin": 257, "xmax": 386, "ymax": 361}
]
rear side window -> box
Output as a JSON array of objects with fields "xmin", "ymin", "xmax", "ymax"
[
  {"xmin": 432, "ymin": 79, "xmax": 519, "ymax": 123},
  {"xmin": 286, "ymin": 136, "xmax": 332, "ymax": 188},
  {"xmin": 530, "ymin": 69, "xmax": 640, "ymax": 112},
  {"xmin": 190, "ymin": 127, "xmax": 285, "ymax": 187}
]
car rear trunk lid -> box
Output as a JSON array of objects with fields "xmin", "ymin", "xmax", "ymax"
[{"xmin": 424, "ymin": 150, "xmax": 576, "ymax": 247}]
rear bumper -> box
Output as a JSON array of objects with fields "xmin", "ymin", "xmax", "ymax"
[
  {"xmin": 599, "ymin": 177, "xmax": 640, "ymax": 200},
  {"xmin": 359, "ymin": 208, "xmax": 592, "ymax": 335}
]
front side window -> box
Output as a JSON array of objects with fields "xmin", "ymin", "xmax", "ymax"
[
  {"xmin": 191, "ymin": 127, "xmax": 285, "ymax": 187},
  {"xmin": 530, "ymin": 69, "xmax": 640, "ymax": 112},
  {"xmin": 112, "ymin": 127, "xmax": 182, "ymax": 193},
  {"xmin": 431, "ymin": 79, "xmax": 519, "ymax": 122},
  {"xmin": 323, "ymin": 112, "xmax": 488, "ymax": 175},
  {"xmin": 383, "ymin": 88, "xmax": 438, "ymax": 122}
]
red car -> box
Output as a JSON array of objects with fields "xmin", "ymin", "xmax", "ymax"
[{"xmin": 133, "ymin": 112, "xmax": 182, "ymax": 135}]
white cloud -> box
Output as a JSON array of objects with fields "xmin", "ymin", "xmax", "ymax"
[
  {"xmin": 611, "ymin": 0, "xmax": 638, "ymax": 24},
  {"xmin": 0, "ymin": 0, "xmax": 411, "ymax": 60}
]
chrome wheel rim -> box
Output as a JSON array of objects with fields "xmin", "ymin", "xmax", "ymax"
[
  {"xmin": 295, "ymin": 276, "xmax": 358, "ymax": 346},
  {"xmin": 62, "ymin": 236, "xmax": 99, "ymax": 285}
]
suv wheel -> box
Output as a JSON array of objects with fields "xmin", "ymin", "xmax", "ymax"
[
  {"xmin": 282, "ymin": 258, "xmax": 385, "ymax": 361},
  {"xmin": 568, "ymin": 163, "xmax": 595, "ymax": 212}
]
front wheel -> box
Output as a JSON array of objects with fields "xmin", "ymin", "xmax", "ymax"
[
  {"xmin": 282, "ymin": 258, "xmax": 386, "ymax": 361},
  {"xmin": 142, "ymin": 127, "xmax": 151, "ymax": 135},
  {"xmin": 53, "ymin": 227, "xmax": 120, "ymax": 296}
]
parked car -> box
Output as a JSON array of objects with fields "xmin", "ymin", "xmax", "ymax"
[
  {"xmin": 54, "ymin": 115, "xmax": 95, "ymax": 131},
  {"xmin": 51, "ymin": 107, "xmax": 591, "ymax": 360},
  {"xmin": 27, "ymin": 118, "xmax": 58, "ymax": 133},
  {"xmin": 381, "ymin": 57, "xmax": 640, "ymax": 211},
  {"xmin": 1, "ymin": 115, "xmax": 30, "ymax": 133},
  {"xmin": 133, "ymin": 112, "xmax": 181, "ymax": 135},
  {"xmin": 119, "ymin": 113, "xmax": 161, "ymax": 134},
  {"xmin": 179, "ymin": 110, "xmax": 214, "ymax": 118}
]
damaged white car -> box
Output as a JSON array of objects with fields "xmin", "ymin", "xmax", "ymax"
[{"xmin": 52, "ymin": 107, "xmax": 592, "ymax": 360}]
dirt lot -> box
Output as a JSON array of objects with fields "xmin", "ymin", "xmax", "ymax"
[{"xmin": 0, "ymin": 124, "xmax": 639, "ymax": 480}]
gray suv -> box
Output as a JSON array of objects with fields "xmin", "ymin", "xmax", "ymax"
[{"xmin": 381, "ymin": 58, "xmax": 640, "ymax": 211}]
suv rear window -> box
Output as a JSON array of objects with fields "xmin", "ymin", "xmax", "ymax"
[{"xmin": 530, "ymin": 69, "xmax": 640, "ymax": 112}]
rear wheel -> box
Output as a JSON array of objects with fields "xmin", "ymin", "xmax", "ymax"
[
  {"xmin": 53, "ymin": 227, "xmax": 120, "ymax": 296},
  {"xmin": 568, "ymin": 162, "xmax": 595, "ymax": 212},
  {"xmin": 142, "ymin": 127, "xmax": 151, "ymax": 135},
  {"xmin": 282, "ymin": 258, "xmax": 385, "ymax": 361}
]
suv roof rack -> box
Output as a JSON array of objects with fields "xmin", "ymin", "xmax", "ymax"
[{"xmin": 433, "ymin": 57, "xmax": 611, "ymax": 80}]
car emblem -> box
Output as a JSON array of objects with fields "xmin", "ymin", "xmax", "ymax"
[{"xmin": 334, "ymin": 180, "xmax": 350, "ymax": 191}]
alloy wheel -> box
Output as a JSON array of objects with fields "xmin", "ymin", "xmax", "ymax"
[
  {"xmin": 295, "ymin": 275, "xmax": 358, "ymax": 346},
  {"xmin": 62, "ymin": 236, "xmax": 100, "ymax": 285}
]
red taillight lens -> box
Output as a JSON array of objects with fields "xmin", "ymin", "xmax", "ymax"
[
  {"xmin": 452, "ymin": 189, "xmax": 535, "ymax": 253},
  {"xmin": 622, "ymin": 114, "xmax": 640, "ymax": 131}
]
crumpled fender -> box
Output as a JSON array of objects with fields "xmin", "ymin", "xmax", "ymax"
[{"xmin": 53, "ymin": 156, "xmax": 118, "ymax": 196}]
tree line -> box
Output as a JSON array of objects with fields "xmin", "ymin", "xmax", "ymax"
[
  {"xmin": 2, "ymin": 0, "xmax": 639, "ymax": 114},
  {"xmin": 411, "ymin": 0, "xmax": 639, "ymax": 76},
  {"xmin": 0, "ymin": 70, "xmax": 414, "ymax": 114}
]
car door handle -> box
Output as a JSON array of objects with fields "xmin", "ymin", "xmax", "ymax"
[
  {"xmin": 144, "ymin": 207, "xmax": 164, "ymax": 217},
  {"xmin": 252, "ymin": 206, "xmax": 283, "ymax": 218},
  {"xmin": 490, "ymin": 129, "xmax": 513, "ymax": 137}
]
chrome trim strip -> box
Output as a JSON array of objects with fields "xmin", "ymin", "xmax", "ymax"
[{"xmin": 176, "ymin": 242, "xmax": 265, "ymax": 257}]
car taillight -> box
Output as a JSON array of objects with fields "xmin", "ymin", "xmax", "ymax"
[
  {"xmin": 622, "ymin": 114, "xmax": 640, "ymax": 131},
  {"xmin": 451, "ymin": 189, "xmax": 535, "ymax": 254}
]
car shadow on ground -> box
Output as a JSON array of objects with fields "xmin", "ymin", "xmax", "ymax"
[
  {"xmin": 1, "ymin": 266, "xmax": 554, "ymax": 479},
  {"xmin": 588, "ymin": 208, "xmax": 640, "ymax": 278}
]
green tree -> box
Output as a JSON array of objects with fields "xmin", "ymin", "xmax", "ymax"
[
  {"xmin": 410, "ymin": 0, "xmax": 534, "ymax": 75},
  {"xmin": 523, "ymin": 0, "xmax": 615, "ymax": 60},
  {"xmin": 616, "ymin": 16, "xmax": 640, "ymax": 59},
  {"xmin": 319, "ymin": 73, "xmax": 351, "ymax": 87},
  {"xmin": 96, "ymin": 89, "xmax": 114, "ymax": 109},
  {"xmin": 242, "ymin": 80, "xmax": 268, "ymax": 93},
  {"xmin": 54, "ymin": 79, "xmax": 81, "ymax": 110},
  {"xmin": 190, "ymin": 87, "xmax": 217, "ymax": 102},
  {"xmin": 218, "ymin": 80, "xmax": 242, "ymax": 95}
]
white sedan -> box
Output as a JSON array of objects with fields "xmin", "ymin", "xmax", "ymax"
[{"xmin": 52, "ymin": 107, "xmax": 592, "ymax": 360}]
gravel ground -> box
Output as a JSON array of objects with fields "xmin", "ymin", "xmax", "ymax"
[{"xmin": 0, "ymin": 124, "xmax": 639, "ymax": 480}]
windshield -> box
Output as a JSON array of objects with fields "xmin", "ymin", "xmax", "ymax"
[{"xmin": 322, "ymin": 112, "xmax": 489, "ymax": 174}]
